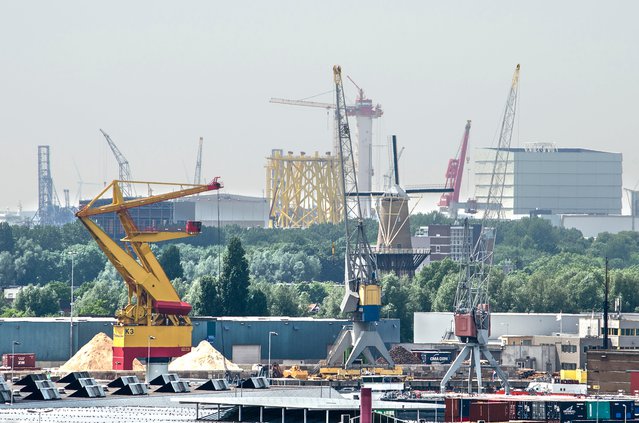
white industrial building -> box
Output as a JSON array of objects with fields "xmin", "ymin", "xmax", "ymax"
[
  {"xmin": 414, "ymin": 312, "xmax": 584, "ymax": 344},
  {"xmin": 174, "ymin": 192, "xmax": 269, "ymax": 228},
  {"xmin": 474, "ymin": 144, "xmax": 622, "ymax": 217}
]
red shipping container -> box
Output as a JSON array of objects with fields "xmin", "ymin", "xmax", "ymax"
[
  {"xmin": 445, "ymin": 398, "xmax": 470, "ymax": 422},
  {"xmin": 469, "ymin": 401, "xmax": 510, "ymax": 423},
  {"xmin": 2, "ymin": 353, "xmax": 36, "ymax": 368}
]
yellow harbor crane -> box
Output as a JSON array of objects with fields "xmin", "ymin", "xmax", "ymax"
[{"xmin": 76, "ymin": 178, "xmax": 222, "ymax": 372}]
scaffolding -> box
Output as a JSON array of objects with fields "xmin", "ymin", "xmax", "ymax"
[{"xmin": 266, "ymin": 150, "xmax": 342, "ymax": 228}]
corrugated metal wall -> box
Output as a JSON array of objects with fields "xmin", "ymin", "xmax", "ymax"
[{"xmin": 0, "ymin": 317, "xmax": 400, "ymax": 363}]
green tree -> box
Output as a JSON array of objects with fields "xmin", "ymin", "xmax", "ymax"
[
  {"xmin": 159, "ymin": 245, "xmax": 184, "ymax": 280},
  {"xmin": 0, "ymin": 222, "xmax": 15, "ymax": 252},
  {"xmin": 268, "ymin": 284, "xmax": 302, "ymax": 316},
  {"xmin": 381, "ymin": 274, "xmax": 415, "ymax": 341},
  {"xmin": 218, "ymin": 237, "xmax": 250, "ymax": 316},
  {"xmin": 247, "ymin": 287, "xmax": 269, "ymax": 316},
  {"xmin": 196, "ymin": 275, "xmax": 221, "ymax": 316},
  {"xmin": 413, "ymin": 259, "xmax": 459, "ymax": 312},
  {"xmin": 317, "ymin": 284, "xmax": 346, "ymax": 318},
  {"xmin": 47, "ymin": 280, "xmax": 71, "ymax": 311},
  {"xmin": 431, "ymin": 274, "xmax": 459, "ymax": 312},
  {"xmin": 0, "ymin": 251, "xmax": 16, "ymax": 288},
  {"xmin": 74, "ymin": 280, "xmax": 126, "ymax": 316},
  {"xmin": 14, "ymin": 284, "xmax": 60, "ymax": 316}
]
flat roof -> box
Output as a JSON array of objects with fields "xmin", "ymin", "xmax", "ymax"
[{"xmin": 174, "ymin": 387, "xmax": 441, "ymax": 411}]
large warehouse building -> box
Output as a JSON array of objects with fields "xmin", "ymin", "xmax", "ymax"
[
  {"xmin": 474, "ymin": 144, "xmax": 622, "ymax": 217},
  {"xmin": 0, "ymin": 316, "xmax": 399, "ymax": 366}
]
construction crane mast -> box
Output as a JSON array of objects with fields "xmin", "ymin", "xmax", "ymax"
[
  {"xmin": 100, "ymin": 129, "xmax": 133, "ymax": 198},
  {"xmin": 76, "ymin": 178, "xmax": 223, "ymax": 374},
  {"xmin": 194, "ymin": 137, "xmax": 203, "ymax": 185},
  {"xmin": 439, "ymin": 120, "xmax": 471, "ymax": 217},
  {"xmin": 326, "ymin": 65, "xmax": 393, "ymax": 368},
  {"xmin": 440, "ymin": 65, "xmax": 520, "ymax": 394}
]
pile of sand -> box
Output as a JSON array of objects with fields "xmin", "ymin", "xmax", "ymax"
[
  {"xmin": 169, "ymin": 340, "xmax": 241, "ymax": 371},
  {"xmin": 60, "ymin": 332, "xmax": 144, "ymax": 372}
]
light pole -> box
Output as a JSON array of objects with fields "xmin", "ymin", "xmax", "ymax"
[
  {"xmin": 268, "ymin": 331, "xmax": 278, "ymax": 379},
  {"xmin": 10, "ymin": 340, "xmax": 21, "ymax": 405},
  {"xmin": 623, "ymin": 403, "xmax": 627, "ymax": 423},
  {"xmin": 146, "ymin": 335, "xmax": 156, "ymax": 383},
  {"xmin": 68, "ymin": 252, "xmax": 76, "ymax": 359}
]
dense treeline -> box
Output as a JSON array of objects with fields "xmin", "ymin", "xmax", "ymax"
[{"xmin": 2, "ymin": 213, "xmax": 639, "ymax": 342}]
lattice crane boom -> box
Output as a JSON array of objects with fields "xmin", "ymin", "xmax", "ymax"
[
  {"xmin": 440, "ymin": 65, "xmax": 521, "ymax": 395},
  {"xmin": 439, "ymin": 120, "xmax": 471, "ymax": 209},
  {"xmin": 100, "ymin": 129, "xmax": 133, "ymax": 198},
  {"xmin": 326, "ymin": 65, "xmax": 393, "ymax": 368},
  {"xmin": 334, "ymin": 65, "xmax": 376, "ymax": 313}
]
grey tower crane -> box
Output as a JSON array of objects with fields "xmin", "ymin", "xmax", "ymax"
[
  {"xmin": 439, "ymin": 65, "xmax": 521, "ymax": 395},
  {"xmin": 100, "ymin": 129, "xmax": 133, "ymax": 198},
  {"xmin": 325, "ymin": 65, "xmax": 393, "ymax": 368}
]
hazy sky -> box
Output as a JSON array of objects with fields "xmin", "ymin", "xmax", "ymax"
[{"xmin": 1, "ymin": 1, "xmax": 638, "ymax": 213}]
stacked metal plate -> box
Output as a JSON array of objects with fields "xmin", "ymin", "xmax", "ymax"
[
  {"xmin": 238, "ymin": 376, "xmax": 269, "ymax": 389},
  {"xmin": 196, "ymin": 379, "xmax": 230, "ymax": 391},
  {"xmin": 108, "ymin": 375, "xmax": 148, "ymax": 396},
  {"xmin": 60, "ymin": 372, "xmax": 106, "ymax": 398},
  {"xmin": 16, "ymin": 375, "xmax": 61, "ymax": 401},
  {"xmin": 0, "ymin": 374, "xmax": 10, "ymax": 402},
  {"xmin": 151, "ymin": 373, "xmax": 190, "ymax": 393}
]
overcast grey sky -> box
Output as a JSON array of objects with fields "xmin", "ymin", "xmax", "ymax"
[{"xmin": 1, "ymin": 1, "xmax": 638, "ymax": 213}]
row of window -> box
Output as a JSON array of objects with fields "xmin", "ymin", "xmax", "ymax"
[
  {"xmin": 602, "ymin": 327, "xmax": 638, "ymax": 336},
  {"xmin": 561, "ymin": 344, "xmax": 578, "ymax": 353}
]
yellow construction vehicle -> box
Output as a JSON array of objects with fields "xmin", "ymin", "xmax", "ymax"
[
  {"xmin": 283, "ymin": 365, "xmax": 309, "ymax": 380},
  {"xmin": 76, "ymin": 178, "xmax": 222, "ymax": 370}
]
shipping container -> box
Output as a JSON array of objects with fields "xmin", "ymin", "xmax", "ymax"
[
  {"xmin": 610, "ymin": 401, "xmax": 634, "ymax": 420},
  {"xmin": 546, "ymin": 401, "xmax": 562, "ymax": 421},
  {"xmin": 559, "ymin": 401, "xmax": 587, "ymax": 422},
  {"xmin": 445, "ymin": 398, "xmax": 470, "ymax": 422},
  {"xmin": 2, "ymin": 353, "xmax": 36, "ymax": 368},
  {"xmin": 532, "ymin": 401, "xmax": 546, "ymax": 421},
  {"xmin": 469, "ymin": 401, "xmax": 510, "ymax": 423},
  {"xmin": 516, "ymin": 400, "xmax": 533, "ymax": 420},
  {"xmin": 587, "ymin": 401, "xmax": 611, "ymax": 420}
]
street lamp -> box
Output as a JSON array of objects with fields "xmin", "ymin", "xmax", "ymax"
[
  {"xmin": 146, "ymin": 335, "xmax": 156, "ymax": 383},
  {"xmin": 10, "ymin": 340, "xmax": 21, "ymax": 405},
  {"xmin": 622, "ymin": 403, "xmax": 627, "ymax": 423},
  {"xmin": 68, "ymin": 251, "xmax": 76, "ymax": 359},
  {"xmin": 268, "ymin": 331, "xmax": 278, "ymax": 379}
]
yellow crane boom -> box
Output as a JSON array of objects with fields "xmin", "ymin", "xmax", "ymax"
[{"xmin": 76, "ymin": 178, "xmax": 222, "ymax": 370}]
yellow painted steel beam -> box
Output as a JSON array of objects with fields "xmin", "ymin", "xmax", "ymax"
[{"xmin": 77, "ymin": 178, "xmax": 222, "ymax": 217}]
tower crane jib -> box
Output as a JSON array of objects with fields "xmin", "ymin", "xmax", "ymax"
[{"xmin": 100, "ymin": 129, "xmax": 133, "ymax": 198}]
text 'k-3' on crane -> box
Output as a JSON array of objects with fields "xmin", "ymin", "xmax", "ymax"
[{"xmin": 76, "ymin": 178, "xmax": 222, "ymax": 371}]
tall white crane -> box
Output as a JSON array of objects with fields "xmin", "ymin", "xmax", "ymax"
[
  {"xmin": 325, "ymin": 65, "xmax": 393, "ymax": 368},
  {"xmin": 440, "ymin": 64, "xmax": 521, "ymax": 395},
  {"xmin": 100, "ymin": 129, "xmax": 133, "ymax": 198}
]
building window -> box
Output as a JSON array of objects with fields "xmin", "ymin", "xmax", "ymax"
[
  {"xmin": 561, "ymin": 363, "xmax": 577, "ymax": 370},
  {"xmin": 561, "ymin": 344, "xmax": 577, "ymax": 353},
  {"xmin": 435, "ymin": 245, "xmax": 440, "ymax": 253}
]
